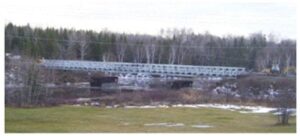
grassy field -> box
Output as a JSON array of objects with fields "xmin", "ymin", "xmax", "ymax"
[{"xmin": 5, "ymin": 106, "xmax": 296, "ymax": 133}]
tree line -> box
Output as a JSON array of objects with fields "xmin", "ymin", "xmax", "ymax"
[{"xmin": 5, "ymin": 23, "xmax": 296, "ymax": 72}]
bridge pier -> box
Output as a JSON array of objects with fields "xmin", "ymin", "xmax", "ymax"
[
  {"xmin": 90, "ymin": 76, "xmax": 118, "ymax": 88},
  {"xmin": 167, "ymin": 80, "xmax": 193, "ymax": 89}
]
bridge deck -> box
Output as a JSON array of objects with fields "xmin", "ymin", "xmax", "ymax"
[{"xmin": 39, "ymin": 60, "xmax": 246, "ymax": 77}]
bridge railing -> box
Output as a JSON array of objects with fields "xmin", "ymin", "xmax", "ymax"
[{"xmin": 39, "ymin": 59, "xmax": 247, "ymax": 77}]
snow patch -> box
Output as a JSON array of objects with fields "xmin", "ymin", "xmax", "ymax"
[
  {"xmin": 272, "ymin": 109, "xmax": 296, "ymax": 116},
  {"xmin": 250, "ymin": 108, "xmax": 275, "ymax": 113},
  {"xmin": 122, "ymin": 103, "xmax": 295, "ymax": 115},
  {"xmin": 76, "ymin": 98, "xmax": 91, "ymax": 102},
  {"xmin": 144, "ymin": 123, "xmax": 184, "ymax": 127},
  {"xmin": 90, "ymin": 102, "xmax": 100, "ymax": 106},
  {"xmin": 191, "ymin": 125, "xmax": 213, "ymax": 128},
  {"xmin": 105, "ymin": 106, "xmax": 113, "ymax": 108},
  {"xmin": 157, "ymin": 105, "xmax": 169, "ymax": 108}
]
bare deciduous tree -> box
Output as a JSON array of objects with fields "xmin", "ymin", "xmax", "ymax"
[
  {"xmin": 6, "ymin": 58, "xmax": 53, "ymax": 107},
  {"xmin": 168, "ymin": 45, "xmax": 177, "ymax": 64},
  {"xmin": 78, "ymin": 31, "xmax": 88, "ymax": 60},
  {"xmin": 66, "ymin": 31, "xmax": 78, "ymax": 59},
  {"xmin": 275, "ymin": 89, "xmax": 295, "ymax": 125},
  {"xmin": 145, "ymin": 43, "xmax": 157, "ymax": 63},
  {"xmin": 102, "ymin": 52, "xmax": 116, "ymax": 62},
  {"xmin": 115, "ymin": 35, "xmax": 127, "ymax": 62}
]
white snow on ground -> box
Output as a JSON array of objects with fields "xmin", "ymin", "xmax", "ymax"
[
  {"xmin": 191, "ymin": 125, "xmax": 213, "ymax": 128},
  {"xmin": 172, "ymin": 104, "xmax": 278, "ymax": 113},
  {"xmin": 239, "ymin": 107, "xmax": 275, "ymax": 114},
  {"xmin": 271, "ymin": 109, "xmax": 297, "ymax": 116},
  {"xmin": 137, "ymin": 105, "xmax": 157, "ymax": 108},
  {"xmin": 144, "ymin": 123, "xmax": 185, "ymax": 127},
  {"xmin": 143, "ymin": 123, "xmax": 214, "ymax": 128},
  {"xmin": 125, "ymin": 105, "xmax": 155, "ymax": 108},
  {"xmin": 76, "ymin": 98, "xmax": 91, "ymax": 102},
  {"xmin": 207, "ymin": 77, "xmax": 222, "ymax": 81},
  {"xmin": 157, "ymin": 105, "xmax": 169, "ymax": 108},
  {"xmin": 125, "ymin": 105, "xmax": 169, "ymax": 109},
  {"xmin": 105, "ymin": 106, "xmax": 113, "ymax": 108},
  {"xmin": 289, "ymin": 110, "xmax": 297, "ymax": 116},
  {"xmin": 123, "ymin": 104, "xmax": 296, "ymax": 115}
]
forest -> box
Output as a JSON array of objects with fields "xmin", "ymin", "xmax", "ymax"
[
  {"xmin": 5, "ymin": 23, "xmax": 296, "ymax": 72},
  {"xmin": 5, "ymin": 23, "xmax": 297, "ymax": 127}
]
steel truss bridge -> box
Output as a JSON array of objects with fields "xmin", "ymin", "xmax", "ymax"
[{"xmin": 39, "ymin": 59, "xmax": 247, "ymax": 77}]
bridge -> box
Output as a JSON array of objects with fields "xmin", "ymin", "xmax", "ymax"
[{"xmin": 39, "ymin": 59, "xmax": 247, "ymax": 77}]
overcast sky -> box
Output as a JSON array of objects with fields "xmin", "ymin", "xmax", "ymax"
[{"xmin": 2, "ymin": 0, "xmax": 297, "ymax": 39}]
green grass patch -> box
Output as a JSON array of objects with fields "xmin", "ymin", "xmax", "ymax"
[{"xmin": 5, "ymin": 106, "xmax": 296, "ymax": 133}]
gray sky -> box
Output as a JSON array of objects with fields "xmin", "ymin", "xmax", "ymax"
[{"xmin": 2, "ymin": 0, "xmax": 297, "ymax": 39}]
